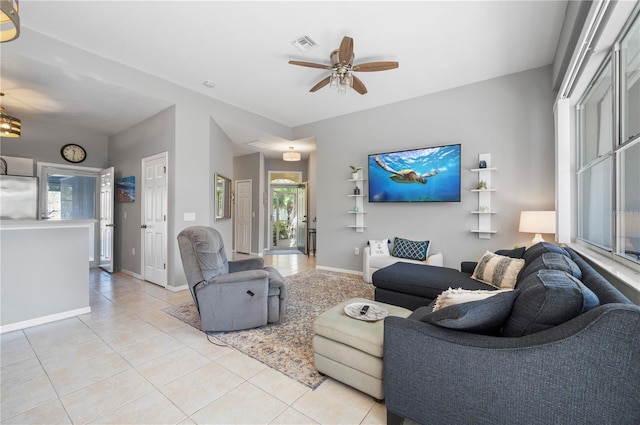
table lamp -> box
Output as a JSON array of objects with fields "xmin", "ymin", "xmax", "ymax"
[{"xmin": 519, "ymin": 211, "xmax": 556, "ymax": 244}]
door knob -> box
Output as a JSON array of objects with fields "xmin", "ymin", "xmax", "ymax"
[
  {"xmin": 106, "ymin": 224, "xmax": 115, "ymax": 227},
  {"xmin": 141, "ymin": 224, "xmax": 147, "ymax": 229}
]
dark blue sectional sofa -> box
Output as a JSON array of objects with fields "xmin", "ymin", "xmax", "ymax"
[{"xmin": 379, "ymin": 243, "xmax": 640, "ymax": 424}]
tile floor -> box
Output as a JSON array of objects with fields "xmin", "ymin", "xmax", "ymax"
[{"xmin": 0, "ymin": 253, "xmax": 389, "ymax": 424}]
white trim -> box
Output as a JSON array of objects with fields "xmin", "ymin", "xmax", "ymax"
[
  {"xmin": 569, "ymin": 242, "xmax": 640, "ymax": 294},
  {"xmin": 0, "ymin": 307, "xmax": 92, "ymax": 334},
  {"xmin": 116, "ymin": 268, "xmax": 143, "ymax": 280},
  {"xmin": 167, "ymin": 284, "xmax": 188, "ymax": 292},
  {"xmin": 315, "ymin": 265, "xmax": 362, "ymax": 276}
]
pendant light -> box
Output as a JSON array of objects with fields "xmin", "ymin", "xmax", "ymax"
[
  {"xmin": 283, "ymin": 146, "xmax": 301, "ymax": 162},
  {"xmin": 0, "ymin": 93, "xmax": 21, "ymax": 138},
  {"xmin": 0, "ymin": 0, "xmax": 20, "ymax": 43}
]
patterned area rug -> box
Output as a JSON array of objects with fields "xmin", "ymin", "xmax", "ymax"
[{"xmin": 162, "ymin": 269, "xmax": 374, "ymax": 388}]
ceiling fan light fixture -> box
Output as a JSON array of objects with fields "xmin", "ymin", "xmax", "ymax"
[
  {"xmin": 0, "ymin": 0, "xmax": 20, "ymax": 43},
  {"xmin": 0, "ymin": 107, "xmax": 21, "ymax": 138},
  {"xmin": 283, "ymin": 146, "xmax": 300, "ymax": 162}
]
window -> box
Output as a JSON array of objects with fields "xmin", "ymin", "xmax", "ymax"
[{"xmin": 577, "ymin": 11, "xmax": 640, "ymax": 265}]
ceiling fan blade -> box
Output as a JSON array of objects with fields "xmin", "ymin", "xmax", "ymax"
[
  {"xmin": 310, "ymin": 76, "xmax": 331, "ymax": 92},
  {"xmin": 352, "ymin": 61, "xmax": 399, "ymax": 72},
  {"xmin": 288, "ymin": 61, "xmax": 332, "ymax": 70},
  {"xmin": 351, "ymin": 75, "xmax": 368, "ymax": 95},
  {"xmin": 338, "ymin": 36, "xmax": 354, "ymax": 64}
]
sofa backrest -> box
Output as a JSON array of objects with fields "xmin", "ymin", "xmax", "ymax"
[{"xmin": 565, "ymin": 248, "xmax": 632, "ymax": 305}]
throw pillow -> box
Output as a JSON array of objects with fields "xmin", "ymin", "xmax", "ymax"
[
  {"xmin": 368, "ymin": 239, "xmax": 390, "ymax": 256},
  {"xmin": 520, "ymin": 252, "xmax": 583, "ymax": 280},
  {"xmin": 391, "ymin": 237, "xmax": 430, "ymax": 261},
  {"xmin": 471, "ymin": 251, "xmax": 525, "ymax": 290},
  {"xmin": 422, "ymin": 288, "xmax": 518, "ymax": 334},
  {"xmin": 501, "ymin": 269, "xmax": 600, "ymax": 337}
]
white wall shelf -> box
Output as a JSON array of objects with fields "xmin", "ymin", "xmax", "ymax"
[
  {"xmin": 348, "ymin": 176, "xmax": 366, "ymax": 232},
  {"xmin": 471, "ymin": 153, "xmax": 497, "ymax": 239}
]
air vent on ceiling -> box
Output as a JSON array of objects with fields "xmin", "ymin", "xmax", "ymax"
[
  {"xmin": 246, "ymin": 140, "xmax": 273, "ymax": 149},
  {"xmin": 291, "ymin": 35, "xmax": 317, "ymax": 53}
]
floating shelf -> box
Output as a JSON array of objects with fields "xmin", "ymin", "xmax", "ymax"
[
  {"xmin": 348, "ymin": 175, "xmax": 366, "ymax": 232},
  {"xmin": 471, "ymin": 154, "xmax": 496, "ymax": 239}
]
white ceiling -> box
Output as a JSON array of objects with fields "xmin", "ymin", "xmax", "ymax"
[{"xmin": 0, "ymin": 1, "xmax": 568, "ymax": 158}]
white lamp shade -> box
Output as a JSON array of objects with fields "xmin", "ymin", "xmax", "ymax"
[
  {"xmin": 283, "ymin": 151, "xmax": 300, "ymax": 161},
  {"xmin": 519, "ymin": 211, "xmax": 556, "ymax": 244}
]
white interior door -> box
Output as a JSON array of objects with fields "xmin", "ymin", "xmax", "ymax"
[
  {"xmin": 235, "ymin": 180, "xmax": 251, "ymax": 254},
  {"xmin": 99, "ymin": 167, "xmax": 115, "ymax": 273},
  {"xmin": 142, "ymin": 153, "xmax": 168, "ymax": 287}
]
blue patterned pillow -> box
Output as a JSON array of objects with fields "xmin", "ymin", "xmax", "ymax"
[{"xmin": 391, "ymin": 237, "xmax": 430, "ymax": 261}]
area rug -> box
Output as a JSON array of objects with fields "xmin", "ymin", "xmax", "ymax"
[{"xmin": 162, "ymin": 269, "xmax": 374, "ymax": 388}]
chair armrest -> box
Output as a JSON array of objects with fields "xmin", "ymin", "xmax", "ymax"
[
  {"xmin": 460, "ymin": 261, "xmax": 477, "ymax": 273},
  {"xmin": 426, "ymin": 252, "xmax": 443, "ymax": 266},
  {"xmin": 199, "ymin": 269, "xmax": 269, "ymax": 288},
  {"xmin": 229, "ymin": 257, "xmax": 264, "ymax": 273},
  {"xmin": 383, "ymin": 304, "xmax": 640, "ymax": 424}
]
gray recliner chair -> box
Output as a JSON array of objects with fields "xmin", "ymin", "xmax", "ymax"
[{"xmin": 177, "ymin": 226, "xmax": 286, "ymax": 331}]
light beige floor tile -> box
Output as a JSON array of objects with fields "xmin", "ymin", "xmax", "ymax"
[
  {"xmin": 0, "ymin": 331, "xmax": 36, "ymax": 367},
  {"xmin": 270, "ymin": 407, "xmax": 319, "ymax": 424},
  {"xmin": 190, "ymin": 382, "xmax": 287, "ymax": 425},
  {"xmin": 1, "ymin": 356, "xmax": 46, "ymax": 390},
  {"xmin": 166, "ymin": 323, "xmax": 207, "ymax": 346},
  {"xmin": 37, "ymin": 336, "xmax": 115, "ymax": 373},
  {"xmin": 96, "ymin": 321, "xmax": 165, "ymax": 349},
  {"xmin": 135, "ymin": 308, "xmax": 186, "ymax": 332},
  {"xmin": 249, "ymin": 367, "xmax": 308, "ymax": 405},
  {"xmin": 189, "ymin": 337, "xmax": 234, "ymax": 360},
  {"xmin": 48, "ymin": 351, "xmax": 131, "ymax": 396},
  {"xmin": 0, "ymin": 374, "xmax": 58, "ymax": 419},
  {"xmin": 160, "ymin": 362, "xmax": 243, "ymax": 416},
  {"xmin": 362, "ymin": 401, "xmax": 387, "ymax": 425},
  {"xmin": 61, "ymin": 369, "xmax": 155, "ymax": 424},
  {"xmin": 292, "ymin": 379, "xmax": 375, "ymax": 424},
  {"xmin": 114, "ymin": 333, "xmax": 184, "ymax": 366},
  {"xmin": 24, "ymin": 318, "xmax": 96, "ymax": 354},
  {"xmin": 1, "ymin": 398, "xmax": 71, "ymax": 425},
  {"xmin": 137, "ymin": 346, "xmax": 211, "ymax": 387},
  {"xmin": 90, "ymin": 390, "xmax": 186, "ymax": 424},
  {"xmin": 214, "ymin": 349, "xmax": 267, "ymax": 380}
]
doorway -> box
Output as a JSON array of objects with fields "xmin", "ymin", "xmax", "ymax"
[{"xmin": 270, "ymin": 171, "xmax": 307, "ymax": 253}]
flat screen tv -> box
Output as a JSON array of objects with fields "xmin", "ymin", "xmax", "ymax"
[{"xmin": 368, "ymin": 144, "xmax": 461, "ymax": 202}]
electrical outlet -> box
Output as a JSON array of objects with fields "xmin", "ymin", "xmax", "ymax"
[{"xmin": 354, "ymin": 247, "xmax": 359, "ymax": 255}]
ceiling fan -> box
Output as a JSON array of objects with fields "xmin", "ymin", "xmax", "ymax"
[{"xmin": 288, "ymin": 36, "xmax": 399, "ymax": 95}]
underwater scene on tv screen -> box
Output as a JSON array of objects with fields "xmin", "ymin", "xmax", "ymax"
[{"xmin": 368, "ymin": 144, "xmax": 461, "ymax": 202}]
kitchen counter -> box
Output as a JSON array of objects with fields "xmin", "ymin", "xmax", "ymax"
[{"xmin": 0, "ymin": 220, "xmax": 94, "ymax": 332}]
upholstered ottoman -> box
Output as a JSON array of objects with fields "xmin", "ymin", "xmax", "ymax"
[{"xmin": 312, "ymin": 297, "xmax": 412, "ymax": 399}]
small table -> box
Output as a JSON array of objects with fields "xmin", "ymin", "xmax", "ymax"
[
  {"xmin": 307, "ymin": 228, "xmax": 316, "ymax": 257},
  {"xmin": 312, "ymin": 297, "xmax": 412, "ymax": 399}
]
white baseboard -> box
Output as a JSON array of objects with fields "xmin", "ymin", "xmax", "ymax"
[
  {"xmin": 167, "ymin": 284, "xmax": 188, "ymax": 292},
  {"xmin": 117, "ymin": 268, "xmax": 143, "ymax": 279},
  {"xmin": 0, "ymin": 307, "xmax": 92, "ymax": 334},
  {"xmin": 315, "ymin": 265, "xmax": 363, "ymax": 276}
]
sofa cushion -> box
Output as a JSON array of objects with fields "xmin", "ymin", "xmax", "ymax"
[
  {"xmin": 495, "ymin": 246, "xmax": 526, "ymax": 259},
  {"xmin": 369, "ymin": 239, "xmax": 390, "ymax": 256},
  {"xmin": 520, "ymin": 252, "xmax": 582, "ymax": 280},
  {"xmin": 502, "ymin": 269, "xmax": 600, "ymax": 337},
  {"xmin": 372, "ymin": 262, "xmax": 493, "ymax": 300},
  {"xmin": 521, "ymin": 242, "xmax": 570, "ymax": 265},
  {"xmin": 415, "ymin": 289, "xmax": 518, "ymax": 334},
  {"xmin": 471, "ymin": 251, "xmax": 525, "ymax": 290},
  {"xmin": 391, "ymin": 237, "xmax": 430, "ymax": 261}
]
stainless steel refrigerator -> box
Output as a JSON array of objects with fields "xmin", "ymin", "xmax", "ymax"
[{"xmin": 0, "ymin": 175, "xmax": 39, "ymax": 220}]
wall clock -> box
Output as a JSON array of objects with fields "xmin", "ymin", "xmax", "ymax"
[{"xmin": 61, "ymin": 144, "xmax": 87, "ymax": 163}]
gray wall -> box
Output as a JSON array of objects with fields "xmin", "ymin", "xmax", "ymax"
[
  {"xmin": 109, "ymin": 106, "xmax": 176, "ymax": 275},
  {"xmin": 294, "ymin": 66, "xmax": 556, "ymax": 273}
]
